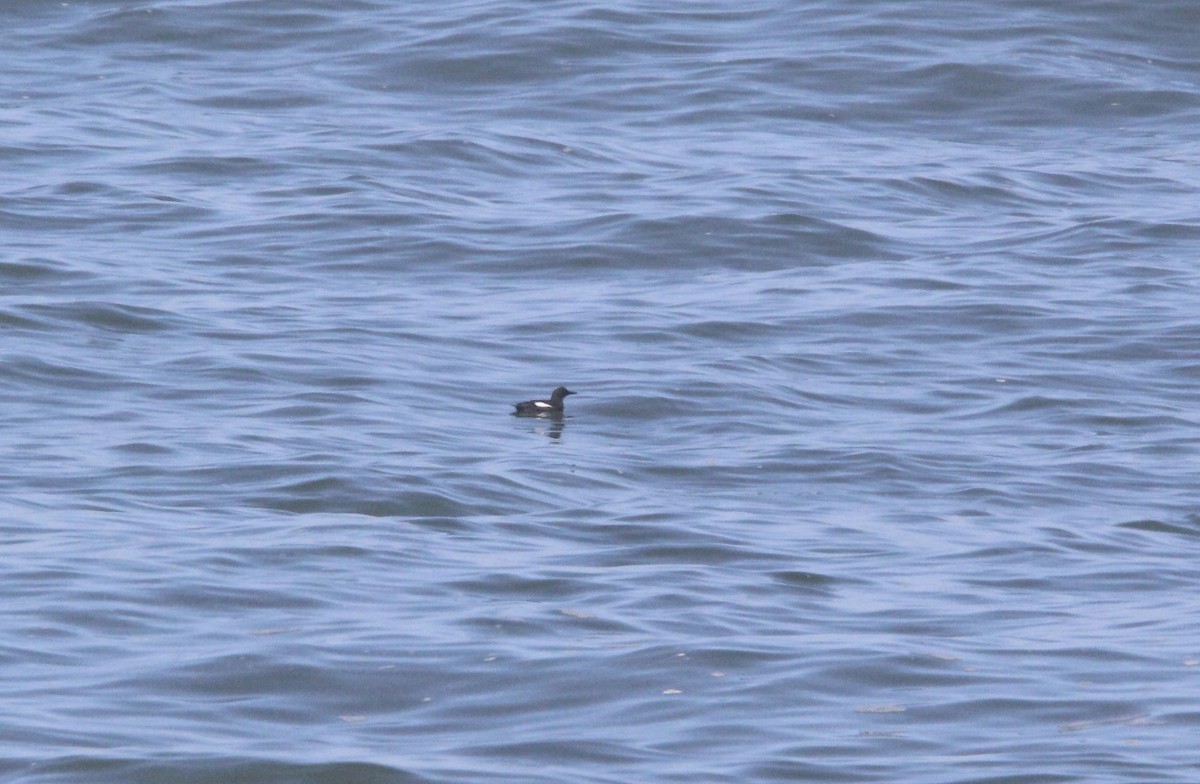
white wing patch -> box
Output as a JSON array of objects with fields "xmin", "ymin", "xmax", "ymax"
[{"xmin": 534, "ymin": 401, "xmax": 552, "ymax": 408}]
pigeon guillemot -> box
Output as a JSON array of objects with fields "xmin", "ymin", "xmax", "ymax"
[{"xmin": 513, "ymin": 386, "xmax": 576, "ymax": 416}]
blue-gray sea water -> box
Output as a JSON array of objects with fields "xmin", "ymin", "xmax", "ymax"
[{"xmin": 4, "ymin": 1, "xmax": 1200, "ymax": 782}]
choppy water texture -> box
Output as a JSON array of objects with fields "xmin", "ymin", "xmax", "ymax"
[{"xmin": 4, "ymin": 1, "xmax": 1200, "ymax": 782}]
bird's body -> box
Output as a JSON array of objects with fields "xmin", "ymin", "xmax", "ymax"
[{"xmin": 513, "ymin": 386, "xmax": 576, "ymax": 416}]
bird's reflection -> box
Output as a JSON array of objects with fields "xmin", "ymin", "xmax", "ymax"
[{"xmin": 524, "ymin": 412, "xmax": 568, "ymax": 440}]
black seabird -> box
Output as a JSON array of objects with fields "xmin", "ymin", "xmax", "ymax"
[{"xmin": 513, "ymin": 386, "xmax": 576, "ymax": 416}]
